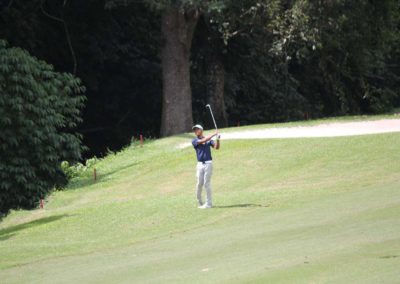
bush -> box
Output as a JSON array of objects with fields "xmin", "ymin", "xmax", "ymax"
[
  {"xmin": 0, "ymin": 40, "xmax": 85, "ymax": 217},
  {"xmin": 60, "ymin": 157, "xmax": 98, "ymax": 181}
]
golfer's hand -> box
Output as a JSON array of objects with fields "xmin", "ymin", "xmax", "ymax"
[{"xmin": 215, "ymin": 133, "xmax": 221, "ymax": 150}]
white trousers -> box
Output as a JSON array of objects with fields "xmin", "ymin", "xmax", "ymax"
[{"xmin": 196, "ymin": 162, "xmax": 213, "ymax": 206}]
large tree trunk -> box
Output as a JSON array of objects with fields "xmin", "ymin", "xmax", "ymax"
[
  {"xmin": 206, "ymin": 53, "xmax": 227, "ymax": 127},
  {"xmin": 160, "ymin": 7, "xmax": 199, "ymax": 136}
]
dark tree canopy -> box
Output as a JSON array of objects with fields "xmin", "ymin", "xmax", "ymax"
[{"xmin": 0, "ymin": 0, "xmax": 399, "ymax": 154}]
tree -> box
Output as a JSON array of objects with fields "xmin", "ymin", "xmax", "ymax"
[
  {"xmin": 107, "ymin": 0, "xmax": 227, "ymax": 136},
  {"xmin": 191, "ymin": 16, "xmax": 228, "ymax": 127},
  {"xmin": 3, "ymin": 0, "xmax": 399, "ymax": 158},
  {"xmin": 159, "ymin": 0, "xmax": 274, "ymax": 133},
  {"xmin": 270, "ymin": 0, "xmax": 400, "ymax": 116},
  {"xmin": 192, "ymin": 1, "xmax": 284, "ymax": 127},
  {"xmin": 202, "ymin": 1, "xmax": 309, "ymax": 124},
  {"xmin": 0, "ymin": 40, "xmax": 85, "ymax": 217},
  {"xmin": 160, "ymin": 5, "xmax": 199, "ymax": 136},
  {"xmin": 1, "ymin": 0, "xmax": 163, "ymax": 156}
]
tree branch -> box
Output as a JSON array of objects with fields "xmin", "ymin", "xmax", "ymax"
[
  {"xmin": 7, "ymin": 0, "xmax": 15, "ymax": 9},
  {"xmin": 62, "ymin": 16, "xmax": 77, "ymax": 75},
  {"xmin": 40, "ymin": 0, "xmax": 63, "ymax": 22},
  {"xmin": 40, "ymin": 0, "xmax": 77, "ymax": 75}
]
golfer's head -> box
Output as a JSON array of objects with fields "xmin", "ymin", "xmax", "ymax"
[{"xmin": 192, "ymin": 124, "xmax": 203, "ymax": 136}]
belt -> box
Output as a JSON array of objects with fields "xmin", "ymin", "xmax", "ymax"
[{"xmin": 198, "ymin": 160, "xmax": 212, "ymax": 164}]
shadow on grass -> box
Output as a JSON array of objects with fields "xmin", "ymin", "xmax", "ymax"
[
  {"xmin": 0, "ymin": 214, "xmax": 69, "ymax": 241},
  {"xmin": 0, "ymin": 233, "xmax": 15, "ymax": 241},
  {"xmin": 380, "ymin": 255, "xmax": 399, "ymax": 259},
  {"xmin": 213, "ymin": 204, "xmax": 269, "ymax": 209}
]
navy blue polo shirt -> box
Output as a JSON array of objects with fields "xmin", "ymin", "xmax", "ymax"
[{"xmin": 192, "ymin": 137, "xmax": 215, "ymax": 162}]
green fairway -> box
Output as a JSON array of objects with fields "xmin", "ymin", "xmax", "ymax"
[{"xmin": 0, "ymin": 122, "xmax": 400, "ymax": 283}]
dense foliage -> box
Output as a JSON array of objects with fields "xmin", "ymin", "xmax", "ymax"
[
  {"xmin": 1, "ymin": 0, "xmax": 161, "ymax": 155},
  {"xmin": 278, "ymin": 0, "xmax": 400, "ymax": 116},
  {"xmin": 214, "ymin": 0, "xmax": 400, "ymax": 124},
  {"xmin": 0, "ymin": 40, "xmax": 85, "ymax": 216}
]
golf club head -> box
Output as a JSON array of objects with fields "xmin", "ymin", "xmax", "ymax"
[{"xmin": 205, "ymin": 104, "xmax": 211, "ymax": 109}]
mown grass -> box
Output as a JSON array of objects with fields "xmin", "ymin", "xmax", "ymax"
[
  {"xmin": 0, "ymin": 117, "xmax": 399, "ymax": 283},
  {"xmin": 219, "ymin": 112, "xmax": 400, "ymax": 133}
]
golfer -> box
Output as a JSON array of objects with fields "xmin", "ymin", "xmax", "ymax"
[{"xmin": 192, "ymin": 124, "xmax": 220, "ymax": 209}]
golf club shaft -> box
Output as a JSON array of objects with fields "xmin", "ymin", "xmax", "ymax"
[{"xmin": 207, "ymin": 105, "xmax": 218, "ymax": 132}]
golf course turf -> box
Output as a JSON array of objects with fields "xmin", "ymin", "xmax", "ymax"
[{"xmin": 0, "ymin": 119, "xmax": 399, "ymax": 283}]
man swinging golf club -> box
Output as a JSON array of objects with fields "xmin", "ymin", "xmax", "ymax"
[{"xmin": 192, "ymin": 104, "xmax": 220, "ymax": 209}]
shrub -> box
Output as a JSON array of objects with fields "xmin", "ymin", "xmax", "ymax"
[
  {"xmin": 0, "ymin": 40, "xmax": 85, "ymax": 217},
  {"xmin": 60, "ymin": 157, "xmax": 98, "ymax": 182}
]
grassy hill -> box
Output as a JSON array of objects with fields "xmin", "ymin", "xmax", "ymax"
[{"xmin": 1, "ymin": 118, "xmax": 400, "ymax": 283}]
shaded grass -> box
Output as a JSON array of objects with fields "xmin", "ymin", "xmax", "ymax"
[{"xmin": 0, "ymin": 215, "xmax": 69, "ymax": 240}]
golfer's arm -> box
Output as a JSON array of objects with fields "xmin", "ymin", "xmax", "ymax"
[
  {"xmin": 215, "ymin": 139, "xmax": 220, "ymax": 150},
  {"xmin": 197, "ymin": 134, "xmax": 216, "ymax": 144}
]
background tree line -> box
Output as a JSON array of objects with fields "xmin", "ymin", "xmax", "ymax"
[
  {"xmin": 0, "ymin": 0, "xmax": 399, "ymax": 214},
  {"xmin": 1, "ymin": 0, "xmax": 399, "ymax": 156}
]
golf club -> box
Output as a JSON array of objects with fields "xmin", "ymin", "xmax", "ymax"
[{"xmin": 206, "ymin": 104, "xmax": 218, "ymax": 132}]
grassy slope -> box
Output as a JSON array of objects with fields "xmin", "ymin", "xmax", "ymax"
[{"xmin": 0, "ymin": 118, "xmax": 399, "ymax": 283}]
